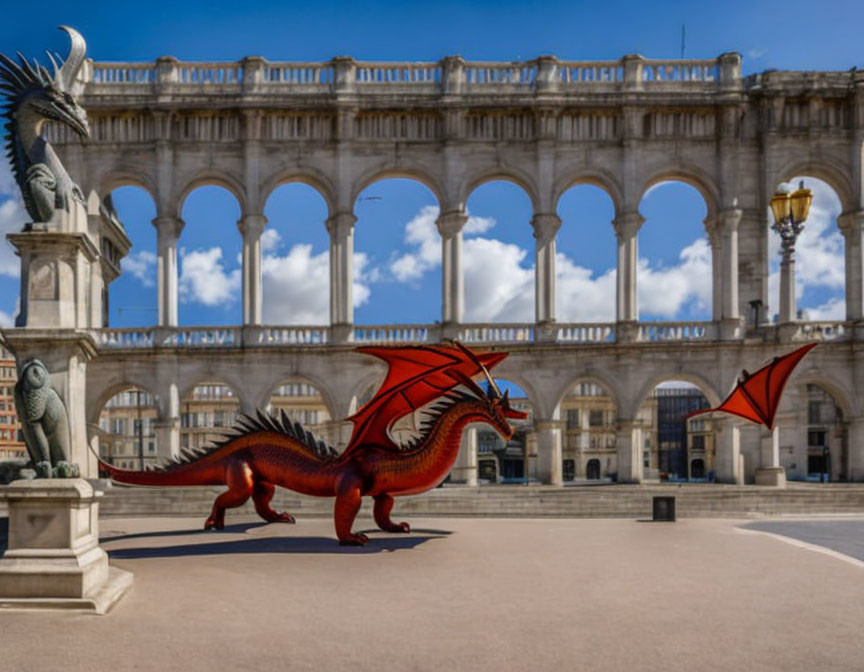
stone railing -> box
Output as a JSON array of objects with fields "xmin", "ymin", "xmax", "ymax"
[
  {"xmin": 83, "ymin": 54, "xmax": 741, "ymax": 97},
  {"xmin": 92, "ymin": 319, "xmax": 848, "ymax": 351},
  {"xmin": 637, "ymin": 321, "xmax": 716, "ymax": 342},
  {"xmin": 555, "ymin": 323, "xmax": 616, "ymax": 344}
]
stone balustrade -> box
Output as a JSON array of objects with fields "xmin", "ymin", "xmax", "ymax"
[
  {"xmin": 84, "ymin": 54, "xmax": 741, "ymax": 97},
  {"xmin": 91, "ymin": 320, "xmax": 853, "ymax": 351}
]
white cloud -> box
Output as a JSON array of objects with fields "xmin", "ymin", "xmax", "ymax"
[
  {"xmin": 261, "ymin": 228, "xmax": 280, "ymax": 253},
  {"xmin": 178, "ymin": 247, "xmax": 241, "ymax": 306},
  {"xmin": 556, "ymin": 257, "xmax": 616, "ymax": 322},
  {"xmin": 389, "ymin": 206, "xmax": 499, "ymax": 284},
  {"xmin": 463, "ymin": 237, "xmax": 534, "ymax": 322},
  {"xmin": 260, "ymin": 233, "xmax": 374, "ymax": 324},
  {"xmin": 801, "ymin": 297, "xmax": 845, "ymax": 321},
  {"xmin": 0, "ymin": 162, "xmax": 25, "ymax": 278},
  {"xmin": 121, "ymin": 250, "xmax": 157, "ymax": 287},
  {"xmin": 747, "ymin": 48, "xmax": 766, "ymax": 60},
  {"xmin": 638, "ymin": 238, "xmax": 712, "ymax": 319}
]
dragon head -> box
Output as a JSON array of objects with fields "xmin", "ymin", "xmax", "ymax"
[
  {"xmin": 450, "ymin": 341, "xmax": 528, "ymax": 441},
  {"xmin": 0, "ymin": 26, "xmax": 90, "ymax": 140}
]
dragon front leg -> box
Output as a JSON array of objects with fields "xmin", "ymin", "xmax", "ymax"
[
  {"xmin": 373, "ymin": 494, "xmax": 410, "ymax": 533},
  {"xmin": 252, "ymin": 480, "xmax": 295, "ymax": 524},
  {"xmin": 334, "ymin": 473, "xmax": 368, "ymax": 546},
  {"xmin": 205, "ymin": 460, "xmax": 254, "ymax": 530}
]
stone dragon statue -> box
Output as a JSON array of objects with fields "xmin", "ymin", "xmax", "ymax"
[
  {"xmin": 98, "ymin": 342, "xmax": 527, "ymax": 545},
  {"xmin": 0, "ymin": 26, "xmax": 90, "ymax": 228},
  {"xmin": 14, "ymin": 359, "xmax": 77, "ymax": 479}
]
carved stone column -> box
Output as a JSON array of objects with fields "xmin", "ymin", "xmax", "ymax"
[
  {"xmin": 719, "ymin": 208, "xmax": 743, "ymax": 338},
  {"xmin": 838, "ymin": 211, "xmax": 864, "ymax": 325},
  {"xmin": 616, "ymin": 419, "xmax": 643, "ymax": 483},
  {"xmin": 714, "ymin": 418, "xmax": 744, "ymax": 484},
  {"xmin": 436, "ymin": 210, "xmax": 467, "ymax": 329},
  {"xmin": 450, "ymin": 424, "xmax": 477, "ymax": 485},
  {"xmin": 238, "ymin": 214, "xmax": 266, "ymax": 326},
  {"xmin": 154, "ymin": 381, "xmax": 180, "ymax": 460},
  {"xmin": 326, "ymin": 212, "xmax": 357, "ymax": 340},
  {"xmin": 153, "ymin": 216, "xmax": 184, "ymax": 327},
  {"xmin": 532, "ymin": 213, "xmax": 562, "ymax": 326},
  {"xmin": 534, "ymin": 419, "xmax": 563, "ymax": 486},
  {"xmin": 847, "ymin": 418, "xmax": 864, "ymax": 481},
  {"xmin": 755, "ymin": 426, "xmax": 786, "ymax": 487},
  {"xmin": 613, "ymin": 212, "xmax": 644, "ymax": 341}
]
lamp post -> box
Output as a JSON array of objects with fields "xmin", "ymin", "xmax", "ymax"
[{"xmin": 769, "ymin": 181, "xmax": 813, "ymax": 323}]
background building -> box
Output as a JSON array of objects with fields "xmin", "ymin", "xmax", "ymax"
[{"xmin": 0, "ymin": 345, "xmax": 24, "ymax": 462}]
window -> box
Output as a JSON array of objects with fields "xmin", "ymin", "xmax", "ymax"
[
  {"xmin": 589, "ymin": 410, "xmax": 604, "ymax": 427},
  {"xmin": 566, "ymin": 409, "xmax": 580, "ymax": 429},
  {"xmin": 692, "ymin": 435, "xmax": 705, "ymax": 451},
  {"xmin": 808, "ymin": 401, "xmax": 821, "ymax": 425}
]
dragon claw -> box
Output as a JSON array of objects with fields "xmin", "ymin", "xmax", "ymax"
[
  {"xmin": 276, "ymin": 513, "xmax": 296, "ymax": 524},
  {"xmin": 339, "ymin": 533, "xmax": 369, "ymax": 546}
]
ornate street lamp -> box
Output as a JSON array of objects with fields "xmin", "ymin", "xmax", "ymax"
[{"xmin": 769, "ymin": 180, "xmax": 813, "ymax": 323}]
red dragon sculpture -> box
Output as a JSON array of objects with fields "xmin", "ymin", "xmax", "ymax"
[{"xmin": 98, "ymin": 342, "xmax": 526, "ymax": 545}]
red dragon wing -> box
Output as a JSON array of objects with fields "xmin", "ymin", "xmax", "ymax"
[
  {"xmin": 688, "ymin": 343, "xmax": 817, "ymax": 430},
  {"xmin": 342, "ymin": 343, "xmax": 507, "ymax": 455}
]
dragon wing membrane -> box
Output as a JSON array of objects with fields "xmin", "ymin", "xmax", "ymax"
[
  {"xmin": 343, "ymin": 344, "xmax": 508, "ymax": 455},
  {"xmin": 688, "ymin": 343, "xmax": 817, "ymax": 430}
]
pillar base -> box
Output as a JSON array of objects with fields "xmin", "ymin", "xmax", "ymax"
[
  {"xmin": 719, "ymin": 317, "xmax": 744, "ymax": 340},
  {"xmin": 0, "ymin": 479, "xmax": 133, "ymax": 615},
  {"xmin": 754, "ymin": 467, "xmax": 787, "ymax": 488},
  {"xmin": 329, "ymin": 324, "xmax": 354, "ymax": 344}
]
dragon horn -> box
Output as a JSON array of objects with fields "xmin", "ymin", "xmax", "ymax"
[
  {"xmin": 451, "ymin": 339, "xmax": 502, "ymax": 399},
  {"xmin": 56, "ymin": 26, "xmax": 86, "ymax": 92}
]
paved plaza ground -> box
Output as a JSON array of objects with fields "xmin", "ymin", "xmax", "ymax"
[{"xmin": 1, "ymin": 514, "xmax": 863, "ymax": 672}]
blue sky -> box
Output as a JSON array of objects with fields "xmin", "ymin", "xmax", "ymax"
[{"xmin": 0, "ymin": 0, "xmax": 859, "ymax": 327}]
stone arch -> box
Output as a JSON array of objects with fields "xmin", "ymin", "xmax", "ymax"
[
  {"xmin": 461, "ymin": 166, "xmax": 540, "ymax": 213},
  {"xmin": 350, "ymin": 165, "xmax": 445, "ymax": 209},
  {"xmin": 177, "ymin": 375, "xmax": 245, "ymax": 411},
  {"xmin": 88, "ymin": 380, "xmax": 163, "ymax": 426},
  {"xmin": 552, "ymin": 371, "xmax": 624, "ymax": 416},
  {"xmin": 552, "ymin": 170, "xmax": 624, "ymax": 217},
  {"xmin": 487, "ymin": 367, "xmax": 542, "ymax": 416},
  {"xmin": 95, "ymin": 170, "xmax": 158, "ymax": 203},
  {"xmin": 260, "ymin": 169, "xmax": 337, "ymax": 217},
  {"xmin": 638, "ymin": 166, "xmax": 720, "ymax": 223},
  {"xmin": 176, "ymin": 170, "xmax": 247, "ymax": 217},
  {"xmin": 348, "ymin": 370, "xmax": 387, "ymax": 416},
  {"xmin": 772, "ymin": 161, "xmax": 855, "ymax": 213},
  {"xmin": 257, "ymin": 373, "xmax": 338, "ymax": 419},
  {"xmin": 789, "ymin": 371, "xmax": 856, "ymax": 420},
  {"xmin": 627, "ymin": 371, "xmax": 721, "ymax": 420}
]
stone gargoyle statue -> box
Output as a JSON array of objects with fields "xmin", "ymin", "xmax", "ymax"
[
  {"xmin": 14, "ymin": 359, "xmax": 78, "ymax": 479},
  {"xmin": 0, "ymin": 26, "xmax": 90, "ymax": 229}
]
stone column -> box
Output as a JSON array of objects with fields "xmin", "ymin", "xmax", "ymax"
[
  {"xmin": 719, "ymin": 208, "xmax": 743, "ymax": 338},
  {"xmin": 838, "ymin": 211, "xmax": 864, "ymax": 325},
  {"xmin": 436, "ymin": 210, "xmax": 467, "ymax": 328},
  {"xmin": 755, "ymin": 426, "xmax": 786, "ymax": 487},
  {"xmin": 714, "ymin": 418, "xmax": 743, "ymax": 484},
  {"xmin": 326, "ymin": 212, "xmax": 357, "ymax": 340},
  {"xmin": 778, "ymin": 258, "xmax": 796, "ymax": 324},
  {"xmin": 238, "ymin": 214, "xmax": 266, "ymax": 326},
  {"xmin": 450, "ymin": 424, "xmax": 477, "ymax": 485},
  {"xmin": 153, "ymin": 216, "xmax": 184, "ymax": 327},
  {"xmin": 847, "ymin": 418, "xmax": 864, "ymax": 481},
  {"xmin": 534, "ymin": 419, "xmax": 563, "ymax": 486},
  {"xmin": 613, "ymin": 212, "xmax": 644, "ymax": 340},
  {"xmin": 531, "ymin": 213, "xmax": 562, "ymax": 325},
  {"xmin": 616, "ymin": 420, "xmax": 643, "ymax": 483},
  {"xmin": 154, "ymin": 381, "xmax": 180, "ymax": 460}
]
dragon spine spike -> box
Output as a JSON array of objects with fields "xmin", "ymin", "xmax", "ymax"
[{"xmin": 280, "ymin": 409, "xmax": 294, "ymax": 435}]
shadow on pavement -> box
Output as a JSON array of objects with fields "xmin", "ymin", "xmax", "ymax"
[
  {"xmin": 106, "ymin": 533, "xmax": 443, "ymax": 558},
  {"xmin": 100, "ymin": 521, "xmax": 263, "ymax": 543}
]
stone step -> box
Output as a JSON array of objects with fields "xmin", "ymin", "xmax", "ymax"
[{"xmin": 97, "ymin": 483, "xmax": 864, "ymax": 520}]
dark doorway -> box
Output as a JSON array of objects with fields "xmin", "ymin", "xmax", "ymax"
[
  {"xmin": 691, "ymin": 459, "xmax": 705, "ymax": 479},
  {"xmin": 563, "ymin": 459, "xmax": 575, "ymax": 481},
  {"xmin": 586, "ymin": 459, "xmax": 601, "ymax": 480}
]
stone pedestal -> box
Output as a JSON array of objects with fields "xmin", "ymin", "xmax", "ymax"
[
  {"xmin": 0, "ymin": 479, "xmax": 132, "ymax": 613},
  {"xmin": 755, "ymin": 426, "xmax": 787, "ymax": 487}
]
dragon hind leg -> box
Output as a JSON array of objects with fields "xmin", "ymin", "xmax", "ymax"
[
  {"xmin": 373, "ymin": 494, "xmax": 410, "ymax": 533},
  {"xmin": 252, "ymin": 481, "xmax": 295, "ymax": 524},
  {"xmin": 205, "ymin": 461, "xmax": 254, "ymax": 530},
  {"xmin": 334, "ymin": 474, "xmax": 368, "ymax": 546}
]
